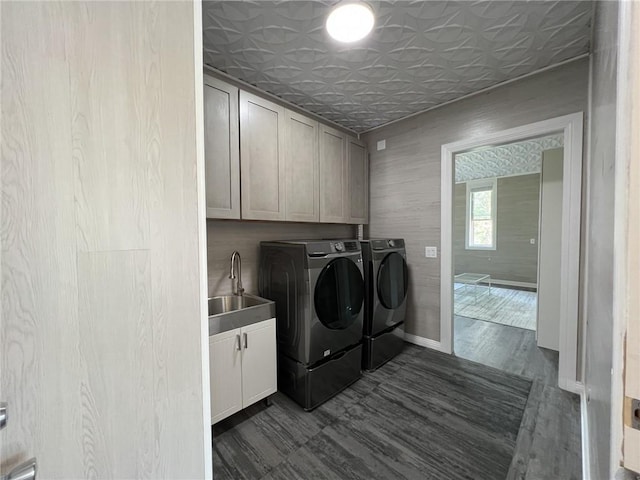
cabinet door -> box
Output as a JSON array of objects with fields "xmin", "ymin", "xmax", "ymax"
[
  {"xmin": 241, "ymin": 318, "xmax": 277, "ymax": 407},
  {"xmin": 319, "ymin": 125, "xmax": 348, "ymax": 223},
  {"xmin": 347, "ymin": 136, "xmax": 369, "ymax": 224},
  {"xmin": 285, "ymin": 110, "xmax": 319, "ymax": 222},
  {"xmin": 209, "ymin": 329, "xmax": 243, "ymax": 424},
  {"xmin": 240, "ymin": 91, "xmax": 286, "ymax": 220},
  {"xmin": 203, "ymin": 76, "xmax": 240, "ymax": 219}
]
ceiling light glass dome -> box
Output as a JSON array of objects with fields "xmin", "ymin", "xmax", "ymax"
[{"xmin": 326, "ymin": 2, "xmax": 375, "ymax": 43}]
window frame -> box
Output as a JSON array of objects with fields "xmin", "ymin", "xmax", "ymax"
[{"xmin": 465, "ymin": 178, "xmax": 497, "ymax": 250}]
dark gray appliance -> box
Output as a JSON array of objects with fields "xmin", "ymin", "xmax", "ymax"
[
  {"xmin": 361, "ymin": 239, "xmax": 408, "ymax": 370},
  {"xmin": 259, "ymin": 240, "xmax": 364, "ymax": 411}
]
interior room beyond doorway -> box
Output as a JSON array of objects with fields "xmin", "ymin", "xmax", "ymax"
[{"xmin": 452, "ymin": 134, "xmax": 564, "ymax": 341}]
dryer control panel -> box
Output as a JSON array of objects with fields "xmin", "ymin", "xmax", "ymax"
[{"xmin": 370, "ymin": 239, "xmax": 405, "ymax": 250}]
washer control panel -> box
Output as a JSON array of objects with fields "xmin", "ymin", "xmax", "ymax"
[
  {"xmin": 331, "ymin": 241, "xmax": 359, "ymax": 253},
  {"xmin": 306, "ymin": 240, "xmax": 361, "ymax": 256}
]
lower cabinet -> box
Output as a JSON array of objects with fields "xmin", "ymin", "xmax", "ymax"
[{"xmin": 209, "ymin": 318, "xmax": 277, "ymax": 424}]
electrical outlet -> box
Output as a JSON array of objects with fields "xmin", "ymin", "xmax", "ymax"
[
  {"xmin": 530, "ymin": 238, "xmax": 536, "ymax": 245},
  {"xmin": 425, "ymin": 246, "xmax": 437, "ymax": 258},
  {"xmin": 377, "ymin": 139, "xmax": 386, "ymax": 151}
]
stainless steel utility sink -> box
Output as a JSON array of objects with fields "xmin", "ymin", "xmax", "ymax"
[{"xmin": 208, "ymin": 294, "xmax": 275, "ymax": 336}]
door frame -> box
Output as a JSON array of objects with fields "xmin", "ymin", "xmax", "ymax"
[{"xmin": 440, "ymin": 112, "xmax": 584, "ymax": 393}]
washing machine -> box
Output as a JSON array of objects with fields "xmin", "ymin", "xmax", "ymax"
[
  {"xmin": 259, "ymin": 240, "xmax": 364, "ymax": 410},
  {"xmin": 361, "ymin": 239, "xmax": 408, "ymax": 370}
]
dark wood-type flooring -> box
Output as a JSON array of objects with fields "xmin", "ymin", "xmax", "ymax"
[
  {"xmin": 213, "ymin": 343, "xmax": 531, "ymax": 480},
  {"xmin": 455, "ymin": 315, "xmax": 582, "ymax": 479},
  {"xmin": 212, "ymin": 316, "xmax": 582, "ymax": 480}
]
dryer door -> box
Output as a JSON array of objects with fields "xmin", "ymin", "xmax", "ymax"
[
  {"xmin": 377, "ymin": 252, "xmax": 408, "ymax": 309},
  {"xmin": 314, "ymin": 258, "xmax": 364, "ymax": 330}
]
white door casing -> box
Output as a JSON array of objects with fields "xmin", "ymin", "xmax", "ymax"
[{"xmin": 441, "ymin": 112, "xmax": 584, "ymax": 393}]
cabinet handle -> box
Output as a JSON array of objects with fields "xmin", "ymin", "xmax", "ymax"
[
  {"xmin": 243, "ymin": 333, "xmax": 248, "ymax": 349},
  {"xmin": 236, "ymin": 334, "xmax": 241, "ymax": 351}
]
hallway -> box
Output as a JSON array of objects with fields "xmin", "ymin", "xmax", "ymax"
[{"xmin": 455, "ymin": 315, "xmax": 581, "ymax": 479}]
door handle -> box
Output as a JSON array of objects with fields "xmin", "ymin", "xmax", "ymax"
[
  {"xmin": 1, "ymin": 458, "xmax": 37, "ymax": 480},
  {"xmin": 243, "ymin": 333, "xmax": 248, "ymax": 349},
  {"xmin": 235, "ymin": 334, "xmax": 241, "ymax": 351},
  {"xmin": 0, "ymin": 402, "xmax": 7, "ymax": 430},
  {"xmin": 0, "ymin": 403, "xmax": 37, "ymax": 480}
]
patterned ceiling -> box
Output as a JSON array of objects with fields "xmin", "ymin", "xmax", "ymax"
[
  {"xmin": 455, "ymin": 134, "xmax": 564, "ymax": 183},
  {"xmin": 202, "ymin": 1, "xmax": 592, "ymax": 133}
]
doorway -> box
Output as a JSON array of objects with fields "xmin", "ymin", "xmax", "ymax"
[
  {"xmin": 451, "ymin": 135, "xmax": 566, "ymax": 383},
  {"xmin": 440, "ymin": 113, "xmax": 584, "ymax": 392}
]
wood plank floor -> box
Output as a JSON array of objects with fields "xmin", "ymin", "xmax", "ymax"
[
  {"xmin": 212, "ymin": 317, "xmax": 582, "ymax": 480},
  {"xmin": 454, "ymin": 284, "xmax": 537, "ymax": 331},
  {"xmin": 213, "ymin": 345, "xmax": 531, "ymax": 480},
  {"xmin": 455, "ymin": 315, "xmax": 582, "ymax": 479}
]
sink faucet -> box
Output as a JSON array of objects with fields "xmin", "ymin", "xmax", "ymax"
[{"xmin": 229, "ymin": 251, "xmax": 244, "ymax": 296}]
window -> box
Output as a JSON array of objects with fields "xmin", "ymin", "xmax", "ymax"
[{"xmin": 466, "ymin": 178, "xmax": 497, "ymax": 250}]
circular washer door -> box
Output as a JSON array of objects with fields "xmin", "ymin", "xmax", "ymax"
[
  {"xmin": 314, "ymin": 258, "xmax": 364, "ymax": 330},
  {"xmin": 377, "ymin": 252, "xmax": 408, "ymax": 309}
]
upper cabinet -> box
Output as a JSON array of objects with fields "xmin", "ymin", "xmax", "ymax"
[
  {"xmin": 347, "ymin": 136, "xmax": 369, "ymax": 224},
  {"xmin": 284, "ymin": 110, "xmax": 319, "ymax": 222},
  {"xmin": 239, "ymin": 91, "xmax": 286, "ymax": 221},
  {"xmin": 319, "ymin": 125, "xmax": 348, "ymax": 223},
  {"xmin": 203, "ymin": 74, "xmax": 368, "ymax": 225},
  {"xmin": 203, "ymin": 75, "xmax": 240, "ymax": 219}
]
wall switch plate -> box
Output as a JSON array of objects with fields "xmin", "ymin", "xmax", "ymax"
[
  {"xmin": 530, "ymin": 238, "xmax": 536, "ymax": 244},
  {"xmin": 377, "ymin": 139, "xmax": 386, "ymax": 151},
  {"xmin": 425, "ymin": 246, "xmax": 437, "ymax": 258}
]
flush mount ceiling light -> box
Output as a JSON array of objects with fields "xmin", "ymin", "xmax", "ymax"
[{"xmin": 326, "ymin": 2, "xmax": 375, "ymax": 43}]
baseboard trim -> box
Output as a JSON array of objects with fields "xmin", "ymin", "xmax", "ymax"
[
  {"xmin": 559, "ymin": 378, "xmax": 584, "ymax": 395},
  {"xmin": 404, "ymin": 333, "xmax": 451, "ymax": 353},
  {"xmin": 490, "ymin": 279, "xmax": 538, "ymax": 289},
  {"xmin": 580, "ymin": 388, "xmax": 592, "ymax": 480}
]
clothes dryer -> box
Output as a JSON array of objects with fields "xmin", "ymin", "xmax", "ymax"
[
  {"xmin": 259, "ymin": 240, "xmax": 364, "ymax": 410},
  {"xmin": 361, "ymin": 239, "xmax": 408, "ymax": 370}
]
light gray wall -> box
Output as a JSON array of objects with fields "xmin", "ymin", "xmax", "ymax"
[
  {"xmin": 207, "ymin": 220, "xmax": 356, "ymax": 296},
  {"xmin": 363, "ymin": 58, "xmax": 588, "ymax": 340},
  {"xmin": 453, "ymin": 174, "xmax": 540, "ymax": 284},
  {"xmin": 584, "ymin": 1, "xmax": 619, "ymax": 478}
]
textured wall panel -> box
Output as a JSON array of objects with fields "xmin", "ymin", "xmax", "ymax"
[
  {"xmin": 454, "ymin": 174, "xmax": 541, "ymax": 284},
  {"xmin": 207, "ymin": 220, "xmax": 356, "ymax": 297},
  {"xmin": 203, "ymin": 1, "xmax": 592, "ymax": 132},
  {"xmin": 455, "ymin": 134, "xmax": 564, "ymax": 182},
  {"xmin": 583, "ymin": 2, "xmax": 619, "ymax": 478},
  {"xmin": 362, "ymin": 59, "xmax": 588, "ymax": 341}
]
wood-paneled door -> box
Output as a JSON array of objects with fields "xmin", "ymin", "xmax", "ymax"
[
  {"xmin": 619, "ymin": 1, "xmax": 640, "ymax": 472},
  {"xmin": 204, "ymin": 75, "xmax": 240, "ymax": 219},
  {"xmin": 284, "ymin": 110, "xmax": 319, "ymax": 222},
  {"xmin": 1, "ymin": 2, "xmax": 210, "ymax": 478},
  {"xmin": 239, "ymin": 91, "xmax": 286, "ymax": 221},
  {"xmin": 347, "ymin": 136, "xmax": 369, "ymax": 224},
  {"xmin": 319, "ymin": 125, "xmax": 348, "ymax": 223}
]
